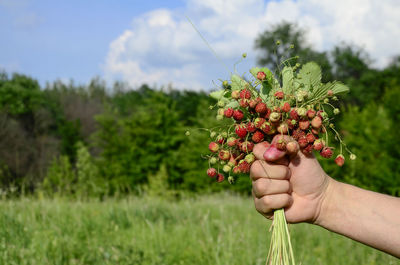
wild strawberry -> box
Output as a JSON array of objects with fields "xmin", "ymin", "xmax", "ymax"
[
  {"xmin": 254, "ymin": 118, "xmax": 266, "ymax": 128},
  {"xmin": 245, "ymin": 153, "xmax": 255, "ymax": 163},
  {"xmin": 224, "ymin": 108, "xmax": 234, "ymax": 118},
  {"xmin": 287, "ymin": 119, "xmax": 296, "ymax": 130},
  {"xmin": 290, "ymin": 109, "xmax": 299, "ymax": 120},
  {"xmin": 233, "ymin": 110, "xmax": 244, "ymax": 121},
  {"xmin": 307, "ymin": 109, "xmax": 316, "ymax": 119},
  {"xmin": 273, "ymin": 106, "xmax": 281, "ymax": 113},
  {"xmin": 269, "ymin": 112, "xmax": 281, "ymax": 122},
  {"xmin": 261, "ymin": 122, "xmax": 271, "ymax": 134},
  {"xmin": 208, "ymin": 142, "xmax": 219, "ymax": 153},
  {"xmin": 239, "ymin": 99, "xmax": 249, "ymax": 108},
  {"xmin": 228, "ymin": 156, "xmax": 237, "ymax": 167},
  {"xmin": 219, "ymin": 150, "xmax": 230, "ymax": 161},
  {"xmin": 232, "ymin": 166, "xmax": 241, "ymax": 175},
  {"xmin": 207, "ymin": 168, "xmax": 217, "ymax": 177},
  {"xmin": 257, "ymin": 71, "xmax": 266, "ymax": 80},
  {"xmin": 216, "ymin": 173, "xmax": 225, "ymax": 182},
  {"xmin": 252, "ymin": 131, "xmax": 264, "ymax": 143},
  {"xmin": 277, "ymin": 122, "xmax": 289, "ymax": 134},
  {"xmin": 240, "ymin": 89, "xmax": 251, "ymax": 99},
  {"xmin": 227, "ymin": 137, "xmax": 237, "ymax": 147},
  {"xmin": 297, "ymin": 107, "xmax": 307, "ymax": 117},
  {"xmin": 311, "ymin": 128, "xmax": 320, "ymax": 135},
  {"xmin": 276, "ymin": 139, "xmax": 286, "ymax": 151},
  {"xmin": 311, "ymin": 116, "xmax": 322, "ymax": 129},
  {"xmin": 313, "ymin": 139, "xmax": 325, "ymax": 151},
  {"xmin": 274, "ymin": 91, "xmax": 284, "ymax": 99},
  {"xmin": 320, "ymin": 147, "xmax": 333, "ymax": 158},
  {"xmin": 298, "ymin": 136, "xmax": 308, "ymax": 148},
  {"xmin": 255, "ymin": 102, "xmax": 267, "ymax": 114},
  {"xmin": 327, "ymin": 90, "xmax": 334, "ymax": 96},
  {"xmin": 247, "ymin": 99, "xmax": 256, "ymax": 108},
  {"xmin": 335, "ymin": 154, "xmax": 345, "ymax": 166},
  {"xmin": 246, "ymin": 121, "xmax": 256, "ymax": 133},
  {"xmin": 235, "ymin": 124, "xmax": 247, "ymax": 138},
  {"xmin": 286, "ymin": 141, "xmax": 299, "ymax": 154},
  {"xmin": 292, "ymin": 128, "xmax": 305, "ymax": 140},
  {"xmin": 223, "ymin": 165, "xmax": 231, "ymax": 173},
  {"xmin": 216, "ymin": 135, "xmax": 225, "ymax": 144},
  {"xmin": 306, "ymin": 133, "xmax": 316, "ymax": 143},
  {"xmin": 231, "ymin": 90, "xmax": 240, "ymax": 99},
  {"xmin": 302, "ymin": 144, "xmax": 314, "ymax": 154},
  {"xmin": 299, "ymin": 120, "xmax": 310, "ymax": 130},
  {"xmin": 240, "ymin": 141, "xmax": 254, "ymax": 153},
  {"xmin": 238, "ymin": 160, "xmax": 250, "ymax": 173},
  {"xmin": 263, "ymin": 108, "xmax": 272, "ymax": 119},
  {"xmin": 282, "ymin": 102, "xmax": 291, "ymax": 113}
]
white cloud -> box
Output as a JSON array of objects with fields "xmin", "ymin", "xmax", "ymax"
[{"xmin": 104, "ymin": 0, "xmax": 400, "ymax": 90}]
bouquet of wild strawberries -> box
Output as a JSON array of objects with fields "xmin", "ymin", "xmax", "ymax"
[{"xmin": 201, "ymin": 57, "xmax": 355, "ymax": 264}]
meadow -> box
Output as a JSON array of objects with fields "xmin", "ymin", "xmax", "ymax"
[{"xmin": 0, "ymin": 193, "xmax": 398, "ymax": 265}]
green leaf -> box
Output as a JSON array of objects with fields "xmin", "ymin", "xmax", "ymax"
[
  {"xmin": 226, "ymin": 100, "xmax": 239, "ymax": 108},
  {"xmin": 331, "ymin": 82, "xmax": 350, "ymax": 95},
  {"xmin": 209, "ymin": 90, "xmax": 224, "ymax": 100},
  {"xmin": 230, "ymin": 74, "xmax": 248, "ymax": 91},
  {"xmin": 282, "ymin": 66, "xmax": 294, "ymax": 95},
  {"xmin": 298, "ymin": 62, "xmax": 321, "ymax": 91}
]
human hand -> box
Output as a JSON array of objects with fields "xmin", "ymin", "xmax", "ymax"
[{"xmin": 250, "ymin": 135, "xmax": 332, "ymax": 224}]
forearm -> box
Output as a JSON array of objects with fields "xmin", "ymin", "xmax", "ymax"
[{"xmin": 316, "ymin": 178, "xmax": 400, "ymax": 258}]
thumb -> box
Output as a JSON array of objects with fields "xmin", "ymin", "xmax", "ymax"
[{"xmin": 263, "ymin": 135, "xmax": 298, "ymax": 162}]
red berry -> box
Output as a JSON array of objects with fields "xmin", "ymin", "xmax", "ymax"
[
  {"xmin": 240, "ymin": 141, "xmax": 254, "ymax": 153},
  {"xmin": 240, "ymin": 89, "xmax": 251, "ymax": 99},
  {"xmin": 218, "ymin": 150, "xmax": 230, "ymax": 161},
  {"xmin": 286, "ymin": 141, "xmax": 299, "ymax": 154},
  {"xmin": 306, "ymin": 133, "xmax": 316, "ymax": 143},
  {"xmin": 232, "ymin": 166, "xmax": 241, "ymax": 175},
  {"xmin": 233, "ymin": 110, "xmax": 244, "ymax": 121},
  {"xmin": 292, "ymin": 128, "xmax": 305, "ymax": 140},
  {"xmin": 313, "ymin": 139, "xmax": 324, "ymax": 151},
  {"xmin": 255, "ymin": 102, "xmax": 267, "ymax": 114},
  {"xmin": 261, "ymin": 122, "xmax": 271, "ymax": 134},
  {"xmin": 274, "ymin": 91, "xmax": 284, "ymax": 99},
  {"xmin": 224, "ymin": 108, "xmax": 234, "ymax": 118},
  {"xmin": 257, "ymin": 71, "xmax": 266, "ymax": 80},
  {"xmin": 311, "ymin": 116, "xmax": 322, "ymax": 129},
  {"xmin": 239, "ymin": 99, "xmax": 249, "ymax": 108},
  {"xmin": 216, "ymin": 173, "xmax": 225, "ymax": 182},
  {"xmin": 307, "ymin": 109, "xmax": 316, "ymax": 119},
  {"xmin": 254, "ymin": 118, "xmax": 266, "ymax": 128},
  {"xmin": 282, "ymin": 102, "xmax": 291, "ymax": 113},
  {"xmin": 335, "ymin": 154, "xmax": 345, "ymax": 166},
  {"xmin": 298, "ymin": 136, "xmax": 308, "ymax": 148},
  {"xmin": 248, "ymin": 99, "xmax": 258, "ymax": 108},
  {"xmin": 299, "ymin": 120, "xmax": 310, "ymax": 130},
  {"xmin": 238, "ymin": 160, "xmax": 250, "ymax": 173},
  {"xmin": 263, "ymin": 108, "xmax": 272, "ymax": 119},
  {"xmin": 235, "ymin": 124, "xmax": 247, "ymax": 138},
  {"xmin": 246, "ymin": 122, "xmax": 256, "ymax": 133},
  {"xmin": 252, "ymin": 131, "xmax": 264, "ymax": 143},
  {"xmin": 227, "ymin": 137, "xmax": 237, "ymax": 147},
  {"xmin": 311, "ymin": 128, "xmax": 320, "ymax": 135},
  {"xmin": 207, "ymin": 168, "xmax": 217, "ymax": 177},
  {"xmin": 208, "ymin": 142, "xmax": 219, "ymax": 153},
  {"xmin": 231, "ymin": 90, "xmax": 240, "ymax": 99},
  {"xmin": 277, "ymin": 122, "xmax": 289, "ymax": 134},
  {"xmin": 327, "ymin": 90, "xmax": 334, "ymax": 96},
  {"xmin": 216, "ymin": 135, "xmax": 225, "ymax": 144},
  {"xmin": 290, "ymin": 109, "xmax": 299, "ymax": 120},
  {"xmin": 320, "ymin": 147, "xmax": 333, "ymax": 158},
  {"xmin": 302, "ymin": 144, "xmax": 314, "ymax": 154}
]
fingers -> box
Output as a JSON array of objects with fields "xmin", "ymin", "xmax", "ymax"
[
  {"xmin": 254, "ymin": 193, "xmax": 293, "ymax": 217},
  {"xmin": 253, "ymin": 142, "xmax": 289, "ymax": 166},
  {"xmin": 250, "ymin": 160, "xmax": 290, "ymax": 181},
  {"xmin": 252, "ymin": 178, "xmax": 290, "ymax": 198},
  {"xmin": 263, "ymin": 135, "xmax": 299, "ymax": 162}
]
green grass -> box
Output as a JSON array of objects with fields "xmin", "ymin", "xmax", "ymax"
[{"xmin": 0, "ymin": 194, "xmax": 398, "ymax": 265}]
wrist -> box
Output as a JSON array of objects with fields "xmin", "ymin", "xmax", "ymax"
[{"xmin": 313, "ymin": 176, "xmax": 340, "ymax": 226}]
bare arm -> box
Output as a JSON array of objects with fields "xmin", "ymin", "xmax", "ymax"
[
  {"xmin": 251, "ymin": 139, "xmax": 400, "ymax": 258},
  {"xmin": 317, "ymin": 179, "xmax": 400, "ymax": 257}
]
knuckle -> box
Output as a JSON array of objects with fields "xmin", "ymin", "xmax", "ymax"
[{"xmin": 252, "ymin": 179, "xmax": 266, "ymax": 197}]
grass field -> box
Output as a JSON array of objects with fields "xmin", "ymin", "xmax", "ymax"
[{"xmin": 0, "ymin": 193, "xmax": 398, "ymax": 265}]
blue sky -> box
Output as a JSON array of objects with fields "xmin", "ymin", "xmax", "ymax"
[{"xmin": 1, "ymin": 0, "xmax": 399, "ymax": 90}]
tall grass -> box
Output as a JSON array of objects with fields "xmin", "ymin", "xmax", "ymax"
[{"xmin": 0, "ymin": 194, "xmax": 398, "ymax": 265}]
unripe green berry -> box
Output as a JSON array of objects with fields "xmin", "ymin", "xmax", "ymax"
[
  {"xmin": 220, "ymin": 160, "xmax": 226, "ymax": 165},
  {"xmin": 218, "ymin": 108, "xmax": 224, "ymax": 116},
  {"xmin": 185, "ymin": 131, "xmax": 190, "ymax": 136},
  {"xmin": 333, "ymin": 96, "xmax": 338, "ymax": 101},
  {"xmin": 222, "ymin": 80, "xmax": 229, "ymax": 88},
  {"xmin": 228, "ymin": 176, "xmax": 235, "ymax": 184},
  {"xmin": 221, "ymin": 132, "xmax": 228, "ymax": 138},
  {"xmin": 216, "ymin": 115, "xmax": 223, "ymax": 121},
  {"xmin": 217, "ymin": 100, "xmax": 225, "ymax": 107},
  {"xmin": 245, "ymin": 153, "xmax": 255, "ymax": 163},
  {"xmin": 276, "ymin": 40, "xmax": 281, "ymax": 45},
  {"xmin": 210, "ymin": 131, "xmax": 216, "ymax": 138},
  {"xmin": 329, "ymin": 123, "xmax": 334, "ymax": 128},
  {"xmin": 324, "ymin": 98, "xmax": 329, "ymax": 103},
  {"xmin": 350, "ymin": 154, "xmax": 357, "ymax": 160},
  {"xmin": 333, "ymin": 108, "xmax": 340, "ymax": 115},
  {"xmin": 297, "ymin": 107, "xmax": 307, "ymax": 117},
  {"xmin": 223, "ymin": 165, "xmax": 231, "ymax": 173},
  {"xmin": 242, "ymin": 53, "xmax": 247, "ymax": 58},
  {"xmin": 209, "ymin": 157, "xmax": 217, "ymax": 164},
  {"xmin": 290, "ymin": 44, "xmax": 294, "ymax": 49}
]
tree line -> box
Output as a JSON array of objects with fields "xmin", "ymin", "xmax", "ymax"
[{"xmin": 1, "ymin": 22, "xmax": 400, "ymax": 198}]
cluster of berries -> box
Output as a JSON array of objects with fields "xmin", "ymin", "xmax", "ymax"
[{"xmin": 205, "ymin": 69, "xmax": 354, "ymax": 183}]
